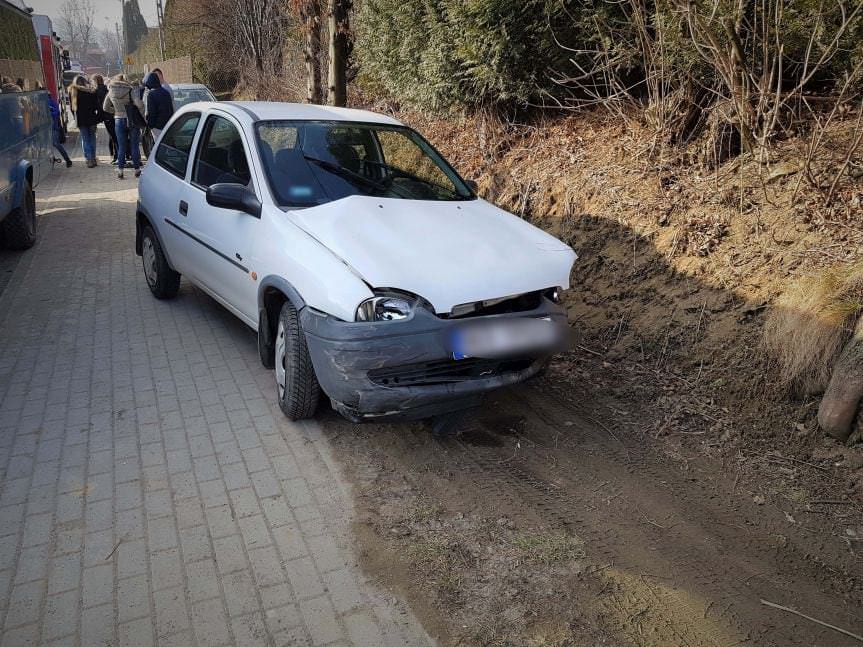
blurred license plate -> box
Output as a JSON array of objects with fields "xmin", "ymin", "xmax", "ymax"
[{"xmin": 449, "ymin": 317, "xmax": 561, "ymax": 360}]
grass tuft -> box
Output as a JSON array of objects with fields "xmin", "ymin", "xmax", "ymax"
[
  {"xmin": 763, "ymin": 263, "xmax": 863, "ymax": 395},
  {"xmin": 513, "ymin": 533, "xmax": 585, "ymax": 566}
]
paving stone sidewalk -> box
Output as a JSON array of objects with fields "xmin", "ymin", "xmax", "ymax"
[{"xmin": 0, "ymin": 149, "xmax": 433, "ymax": 646}]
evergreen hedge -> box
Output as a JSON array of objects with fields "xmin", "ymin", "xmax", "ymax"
[
  {"xmin": 0, "ymin": 5, "xmax": 40, "ymax": 63},
  {"xmin": 357, "ymin": 0, "xmax": 576, "ymax": 112}
]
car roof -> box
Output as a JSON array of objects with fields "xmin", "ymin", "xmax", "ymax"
[
  {"xmin": 211, "ymin": 101, "xmax": 404, "ymax": 127},
  {"xmin": 172, "ymin": 83, "xmax": 210, "ymax": 90}
]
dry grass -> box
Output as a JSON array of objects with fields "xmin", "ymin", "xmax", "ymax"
[
  {"xmin": 513, "ymin": 533, "xmax": 585, "ymax": 566},
  {"xmin": 762, "ymin": 264, "xmax": 863, "ymax": 395}
]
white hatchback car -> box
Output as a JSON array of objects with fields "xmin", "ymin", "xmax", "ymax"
[{"xmin": 136, "ymin": 102, "xmax": 576, "ymax": 421}]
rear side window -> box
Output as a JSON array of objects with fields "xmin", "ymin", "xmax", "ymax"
[
  {"xmin": 192, "ymin": 115, "xmax": 251, "ymax": 188},
  {"xmin": 155, "ymin": 112, "xmax": 200, "ymax": 177}
]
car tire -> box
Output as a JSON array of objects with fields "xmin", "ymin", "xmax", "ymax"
[
  {"xmin": 275, "ymin": 300, "xmax": 320, "ymax": 420},
  {"xmin": 141, "ymin": 225, "xmax": 180, "ymax": 299},
  {"xmin": 1, "ymin": 180, "xmax": 37, "ymax": 250}
]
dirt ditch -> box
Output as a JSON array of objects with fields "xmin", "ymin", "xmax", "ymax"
[{"xmin": 323, "ymin": 371, "xmax": 862, "ymax": 646}]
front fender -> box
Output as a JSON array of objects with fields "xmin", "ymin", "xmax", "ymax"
[{"xmin": 257, "ymin": 275, "xmax": 306, "ymax": 312}]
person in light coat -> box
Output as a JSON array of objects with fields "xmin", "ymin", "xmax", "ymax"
[{"xmin": 102, "ymin": 74, "xmax": 145, "ymax": 179}]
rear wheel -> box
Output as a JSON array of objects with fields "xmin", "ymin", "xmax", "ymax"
[
  {"xmin": 275, "ymin": 300, "xmax": 320, "ymax": 420},
  {"xmin": 1, "ymin": 180, "xmax": 36, "ymax": 250},
  {"xmin": 141, "ymin": 225, "xmax": 180, "ymax": 299}
]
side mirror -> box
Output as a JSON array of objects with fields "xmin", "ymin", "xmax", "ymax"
[
  {"xmin": 465, "ymin": 179, "xmax": 478, "ymax": 193},
  {"xmin": 206, "ymin": 183, "xmax": 262, "ymax": 218}
]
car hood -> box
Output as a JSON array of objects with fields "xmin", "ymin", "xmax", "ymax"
[{"xmin": 286, "ymin": 196, "xmax": 577, "ymax": 314}]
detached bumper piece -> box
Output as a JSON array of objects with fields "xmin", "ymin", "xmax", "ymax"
[{"xmin": 300, "ymin": 296, "xmax": 565, "ymax": 421}]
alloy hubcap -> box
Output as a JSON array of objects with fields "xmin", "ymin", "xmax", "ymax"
[
  {"xmin": 275, "ymin": 321, "xmax": 287, "ymax": 398},
  {"xmin": 142, "ymin": 237, "xmax": 157, "ymax": 287}
]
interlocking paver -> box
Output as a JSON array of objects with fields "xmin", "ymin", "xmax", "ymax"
[{"xmin": 0, "ymin": 147, "xmax": 432, "ymax": 645}]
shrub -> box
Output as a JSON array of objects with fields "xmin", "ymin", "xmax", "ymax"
[{"xmin": 357, "ymin": 0, "xmax": 576, "ymax": 112}]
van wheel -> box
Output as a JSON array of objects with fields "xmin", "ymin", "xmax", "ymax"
[
  {"xmin": 1, "ymin": 180, "xmax": 36, "ymax": 250},
  {"xmin": 141, "ymin": 225, "xmax": 180, "ymax": 299},
  {"xmin": 275, "ymin": 300, "xmax": 320, "ymax": 420}
]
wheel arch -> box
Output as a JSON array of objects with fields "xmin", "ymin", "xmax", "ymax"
[
  {"xmin": 135, "ymin": 201, "xmax": 176, "ymax": 269},
  {"xmin": 11, "ymin": 161, "xmax": 34, "ymax": 210},
  {"xmin": 257, "ymin": 276, "xmax": 306, "ymax": 369}
]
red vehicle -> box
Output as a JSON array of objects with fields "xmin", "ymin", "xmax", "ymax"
[{"xmin": 31, "ymin": 13, "xmax": 70, "ymax": 134}]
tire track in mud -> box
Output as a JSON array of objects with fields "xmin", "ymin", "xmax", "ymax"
[
  {"xmin": 380, "ymin": 383, "xmax": 862, "ymax": 647},
  {"xmin": 430, "ymin": 432, "xmax": 740, "ymax": 646}
]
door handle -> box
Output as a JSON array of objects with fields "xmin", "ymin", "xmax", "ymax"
[{"xmin": 179, "ymin": 200, "xmax": 188, "ymax": 216}]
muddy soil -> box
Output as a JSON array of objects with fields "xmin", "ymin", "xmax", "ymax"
[{"xmin": 324, "ymin": 370, "xmax": 862, "ymax": 646}]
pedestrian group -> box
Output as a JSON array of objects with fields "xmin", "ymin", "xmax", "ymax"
[{"xmin": 58, "ymin": 69, "xmax": 176, "ymax": 179}]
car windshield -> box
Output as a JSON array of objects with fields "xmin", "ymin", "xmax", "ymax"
[
  {"xmin": 173, "ymin": 88, "xmax": 215, "ymax": 107},
  {"xmin": 255, "ymin": 120, "xmax": 474, "ymax": 207}
]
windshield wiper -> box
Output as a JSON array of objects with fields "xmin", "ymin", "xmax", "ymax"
[{"xmin": 303, "ymin": 155, "xmax": 401, "ymax": 196}]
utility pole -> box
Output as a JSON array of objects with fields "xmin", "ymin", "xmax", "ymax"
[
  {"xmin": 115, "ymin": 21, "xmax": 123, "ymax": 65},
  {"xmin": 155, "ymin": 0, "xmax": 166, "ymax": 61},
  {"xmin": 119, "ymin": 0, "xmax": 126, "ymax": 59}
]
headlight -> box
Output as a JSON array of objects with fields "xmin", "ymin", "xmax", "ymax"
[{"xmin": 356, "ymin": 291, "xmax": 419, "ymax": 322}]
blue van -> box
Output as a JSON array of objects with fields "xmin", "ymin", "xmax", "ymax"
[{"xmin": 0, "ymin": 89, "xmax": 53, "ymax": 250}]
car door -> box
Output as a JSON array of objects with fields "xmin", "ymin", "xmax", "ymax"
[
  {"xmin": 179, "ymin": 112, "xmax": 260, "ymax": 322},
  {"xmin": 146, "ymin": 111, "xmax": 203, "ymax": 276}
]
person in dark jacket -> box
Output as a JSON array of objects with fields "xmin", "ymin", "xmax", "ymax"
[
  {"xmin": 70, "ymin": 75, "xmax": 100, "ymax": 167},
  {"xmin": 144, "ymin": 72, "xmax": 173, "ymax": 140},
  {"xmin": 93, "ymin": 74, "xmax": 117, "ymax": 163}
]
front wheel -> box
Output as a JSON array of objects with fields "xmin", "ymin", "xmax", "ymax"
[
  {"xmin": 1, "ymin": 180, "xmax": 37, "ymax": 250},
  {"xmin": 275, "ymin": 300, "xmax": 320, "ymax": 420},
  {"xmin": 141, "ymin": 225, "xmax": 180, "ymax": 299}
]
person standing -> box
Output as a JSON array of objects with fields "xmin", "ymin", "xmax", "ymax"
[
  {"xmin": 151, "ymin": 68, "xmax": 175, "ymax": 109},
  {"xmin": 69, "ymin": 76, "xmax": 100, "ymax": 167},
  {"xmin": 92, "ymin": 74, "xmax": 118, "ymax": 164},
  {"xmin": 103, "ymin": 74, "xmax": 145, "ymax": 179},
  {"xmin": 1, "ymin": 76, "xmax": 22, "ymax": 92},
  {"xmin": 46, "ymin": 91, "xmax": 72, "ymax": 167},
  {"xmin": 144, "ymin": 72, "xmax": 173, "ymax": 141}
]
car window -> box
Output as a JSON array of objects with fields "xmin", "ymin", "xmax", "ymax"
[
  {"xmin": 193, "ymin": 115, "xmax": 251, "ymax": 189},
  {"xmin": 173, "ymin": 88, "xmax": 216, "ymax": 108},
  {"xmin": 256, "ymin": 123, "xmax": 298, "ymax": 168},
  {"xmin": 254, "ymin": 120, "xmax": 473, "ymax": 207},
  {"xmin": 154, "ymin": 112, "xmax": 200, "ymax": 177},
  {"xmin": 375, "ymin": 130, "xmax": 457, "ymax": 195}
]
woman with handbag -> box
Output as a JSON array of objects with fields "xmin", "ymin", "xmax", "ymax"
[
  {"xmin": 93, "ymin": 74, "xmax": 118, "ymax": 164},
  {"xmin": 102, "ymin": 74, "xmax": 146, "ymax": 179},
  {"xmin": 70, "ymin": 75, "xmax": 100, "ymax": 167}
]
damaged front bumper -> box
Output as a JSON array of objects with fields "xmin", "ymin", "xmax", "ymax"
[{"xmin": 300, "ymin": 297, "xmax": 567, "ymax": 421}]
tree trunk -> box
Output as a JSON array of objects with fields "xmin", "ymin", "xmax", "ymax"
[
  {"xmin": 302, "ymin": 0, "xmax": 323, "ymax": 104},
  {"xmin": 326, "ymin": 0, "xmax": 350, "ymax": 107},
  {"xmin": 818, "ymin": 316, "xmax": 863, "ymax": 442}
]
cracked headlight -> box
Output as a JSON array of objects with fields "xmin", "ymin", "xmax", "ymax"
[{"xmin": 356, "ymin": 292, "xmax": 417, "ymax": 322}]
